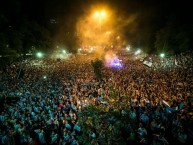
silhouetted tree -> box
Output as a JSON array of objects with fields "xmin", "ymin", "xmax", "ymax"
[{"xmin": 91, "ymin": 59, "xmax": 103, "ymax": 80}]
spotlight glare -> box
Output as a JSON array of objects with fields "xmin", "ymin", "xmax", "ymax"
[
  {"xmin": 95, "ymin": 11, "xmax": 99, "ymax": 17},
  {"xmin": 135, "ymin": 49, "xmax": 141, "ymax": 55},
  {"xmin": 62, "ymin": 50, "xmax": 67, "ymax": 54},
  {"xmin": 101, "ymin": 11, "xmax": 106, "ymax": 16},
  {"xmin": 126, "ymin": 46, "xmax": 130, "ymax": 51},
  {"xmin": 36, "ymin": 52, "xmax": 43, "ymax": 58},
  {"xmin": 160, "ymin": 53, "xmax": 165, "ymax": 58}
]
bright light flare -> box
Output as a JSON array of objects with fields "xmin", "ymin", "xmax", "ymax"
[
  {"xmin": 101, "ymin": 11, "xmax": 106, "ymax": 16},
  {"xmin": 126, "ymin": 46, "xmax": 130, "ymax": 51},
  {"xmin": 78, "ymin": 48, "xmax": 82, "ymax": 53},
  {"xmin": 135, "ymin": 49, "xmax": 141, "ymax": 55},
  {"xmin": 106, "ymin": 31, "xmax": 111, "ymax": 35},
  {"xmin": 94, "ymin": 10, "xmax": 106, "ymax": 17},
  {"xmin": 105, "ymin": 52, "xmax": 123, "ymax": 69},
  {"xmin": 95, "ymin": 11, "xmax": 99, "ymax": 17},
  {"xmin": 36, "ymin": 52, "xmax": 43, "ymax": 58},
  {"xmin": 160, "ymin": 53, "xmax": 165, "ymax": 58},
  {"xmin": 62, "ymin": 50, "xmax": 67, "ymax": 54},
  {"xmin": 111, "ymin": 58, "xmax": 123, "ymax": 69}
]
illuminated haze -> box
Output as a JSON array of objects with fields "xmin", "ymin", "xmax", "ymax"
[{"xmin": 76, "ymin": 6, "xmax": 139, "ymax": 56}]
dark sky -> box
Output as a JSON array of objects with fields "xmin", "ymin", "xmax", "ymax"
[
  {"xmin": 1, "ymin": 0, "xmax": 192, "ymax": 26},
  {"xmin": 39, "ymin": 0, "xmax": 191, "ymax": 20},
  {"xmin": 1, "ymin": 0, "xmax": 192, "ymax": 51}
]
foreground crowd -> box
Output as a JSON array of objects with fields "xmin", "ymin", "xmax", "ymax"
[{"xmin": 0, "ymin": 51, "xmax": 193, "ymax": 145}]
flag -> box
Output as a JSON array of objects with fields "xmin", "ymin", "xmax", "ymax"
[{"xmin": 143, "ymin": 61, "xmax": 152, "ymax": 67}]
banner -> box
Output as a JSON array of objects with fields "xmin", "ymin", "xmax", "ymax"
[{"xmin": 143, "ymin": 61, "xmax": 152, "ymax": 67}]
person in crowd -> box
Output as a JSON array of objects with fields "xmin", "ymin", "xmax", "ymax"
[{"xmin": 0, "ymin": 51, "xmax": 193, "ymax": 144}]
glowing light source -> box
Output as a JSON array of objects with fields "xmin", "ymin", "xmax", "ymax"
[
  {"xmin": 101, "ymin": 11, "xmax": 106, "ymax": 16},
  {"xmin": 135, "ymin": 49, "xmax": 141, "ymax": 55},
  {"xmin": 62, "ymin": 50, "xmax": 67, "ymax": 54},
  {"xmin": 106, "ymin": 31, "xmax": 111, "ymax": 35},
  {"xmin": 126, "ymin": 45, "xmax": 130, "ymax": 51},
  {"xmin": 160, "ymin": 53, "xmax": 165, "ymax": 58},
  {"xmin": 105, "ymin": 53, "xmax": 123, "ymax": 69},
  {"xmin": 111, "ymin": 59, "xmax": 123, "ymax": 69},
  {"xmin": 94, "ymin": 10, "xmax": 106, "ymax": 17},
  {"xmin": 36, "ymin": 52, "xmax": 43, "ymax": 58},
  {"xmin": 90, "ymin": 47, "xmax": 93, "ymax": 51},
  {"xmin": 95, "ymin": 11, "xmax": 99, "ymax": 17}
]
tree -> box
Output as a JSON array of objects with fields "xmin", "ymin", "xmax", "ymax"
[
  {"xmin": 154, "ymin": 15, "xmax": 193, "ymax": 55},
  {"xmin": 154, "ymin": 22, "xmax": 173, "ymax": 55},
  {"xmin": 0, "ymin": 33, "xmax": 8, "ymax": 55},
  {"xmin": 0, "ymin": 32, "xmax": 19, "ymax": 71},
  {"xmin": 19, "ymin": 20, "xmax": 49, "ymax": 54},
  {"xmin": 91, "ymin": 59, "xmax": 103, "ymax": 80},
  {"xmin": 174, "ymin": 25, "xmax": 193, "ymax": 54},
  {"xmin": 77, "ymin": 90, "xmax": 133, "ymax": 145}
]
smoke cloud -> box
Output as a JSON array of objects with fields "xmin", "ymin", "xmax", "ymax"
[{"xmin": 76, "ymin": 6, "xmax": 139, "ymax": 52}]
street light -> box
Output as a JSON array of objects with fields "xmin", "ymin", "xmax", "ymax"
[
  {"xmin": 126, "ymin": 45, "xmax": 130, "ymax": 51},
  {"xmin": 94, "ymin": 10, "xmax": 106, "ymax": 17},
  {"xmin": 135, "ymin": 49, "xmax": 141, "ymax": 55},
  {"xmin": 95, "ymin": 11, "xmax": 99, "ymax": 17},
  {"xmin": 62, "ymin": 49, "xmax": 67, "ymax": 54},
  {"xmin": 160, "ymin": 53, "xmax": 165, "ymax": 58},
  {"xmin": 36, "ymin": 52, "xmax": 43, "ymax": 58},
  {"xmin": 101, "ymin": 10, "xmax": 106, "ymax": 16},
  {"xmin": 94, "ymin": 10, "xmax": 106, "ymax": 31}
]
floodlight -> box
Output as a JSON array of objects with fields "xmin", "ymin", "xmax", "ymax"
[
  {"xmin": 160, "ymin": 53, "xmax": 165, "ymax": 58},
  {"xmin": 36, "ymin": 52, "xmax": 43, "ymax": 58}
]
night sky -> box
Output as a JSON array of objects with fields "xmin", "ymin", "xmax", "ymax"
[
  {"xmin": 1, "ymin": 0, "xmax": 191, "ymax": 26},
  {"xmin": 0, "ymin": 0, "xmax": 192, "ymax": 53}
]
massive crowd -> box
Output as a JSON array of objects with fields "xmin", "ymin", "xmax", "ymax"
[{"xmin": 0, "ymin": 51, "xmax": 193, "ymax": 145}]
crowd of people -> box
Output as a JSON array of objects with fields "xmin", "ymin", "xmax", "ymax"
[{"xmin": 0, "ymin": 50, "xmax": 193, "ymax": 145}]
